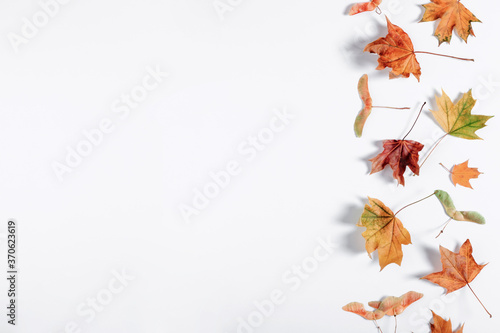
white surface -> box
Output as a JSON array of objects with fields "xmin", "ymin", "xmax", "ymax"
[{"xmin": 0, "ymin": 0, "xmax": 499, "ymax": 332}]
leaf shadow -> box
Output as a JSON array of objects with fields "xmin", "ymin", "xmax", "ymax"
[
  {"xmin": 335, "ymin": 199, "xmax": 367, "ymax": 254},
  {"xmin": 342, "ymin": 21, "xmax": 387, "ymax": 67},
  {"xmin": 413, "ymin": 4, "xmax": 426, "ymax": 23},
  {"xmin": 343, "ymin": 3, "xmax": 352, "ymax": 15},
  {"xmin": 411, "ymin": 246, "xmax": 442, "ymax": 279}
]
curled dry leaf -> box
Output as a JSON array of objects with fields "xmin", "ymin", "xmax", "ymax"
[
  {"xmin": 357, "ymin": 197, "xmax": 411, "ymax": 270},
  {"xmin": 364, "ymin": 17, "xmax": 421, "ymax": 81},
  {"xmin": 421, "ymin": 0, "xmax": 480, "ymax": 45},
  {"xmin": 354, "ymin": 74, "xmax": 373, "ymax": 137},
  {"xmin": 430, "ymin": 311, "xmax": 464, "ymax": 333},
  {"xmin": 349, "ymin": 0, "xmax": 382, "ymax": 15},
  {"xmin": 446, "ymin": 160, "xmax": 482, "ymax": 189},
  {"xmin": 434, "ymin": 190, "xmax": 485, "ymax": 224},
  {"xmin": 369, "ymin": 140, "xmax": 424, "ymax": 186},
  {"xmin": 343, "ymin": 291, "xmax": 423, "ymax": 320},
  {"xmin": 431, "ymin": 90, "xmax": 493, "ymax": 140}
]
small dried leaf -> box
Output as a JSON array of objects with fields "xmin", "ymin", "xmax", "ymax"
[{"xmin": 450, "ymin": 160, "xmax": 482, "ymax": 189}]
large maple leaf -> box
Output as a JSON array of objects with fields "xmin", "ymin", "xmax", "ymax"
[
  {"xmin": 349, "ymin": 0, "xmax": 382, "ymax": 15},
  {"xmin": 357, "ymin": 197, "xmax": 411, "ymax": 270},
  {"xmin": 421, "ymin": 239, "xmax": 491, "ymax": 317},
  {"xmin": 369, "ymin": 140, "xmax": 424, "ymax": 186},
  {"xmin": 364, "ymin": 17, "xmax": 421, "ymax": 81},
  {"xmin": 430, "ymin": 311, "xmax": 464, "ymax": 333},
  {"xmin": 421, "ymin": 0, "xmax": 481, "ymax": 45},
  {"xmin": 431, "ymin": 90, "xmax": 493, "ymax": 140}
]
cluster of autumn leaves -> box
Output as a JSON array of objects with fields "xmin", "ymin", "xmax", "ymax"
[{"xmin": 342, "ymin": 1, "xmax": 493, "ymax": 332}]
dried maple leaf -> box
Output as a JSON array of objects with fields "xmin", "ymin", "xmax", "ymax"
[
  {"xmin": 421, "ymin": 239, "xmax": 491, "ymax": 317},
  {"xmin": 441, "ymin": 160, "xmax": 482, "ymax": 188},
  {"xmin": 431, "ymin": 90, "xmax": 493, "ymax": 140},
  {"xmin": 369, "ymin": 140, "xmax": 424, "ymax": 186},
  {"xmin": 364, "ymin": 17, "xmax": 421, "ymax": 81},
  {"xmin": 354, "ymin": 74, "xmax": 373, "ymax": 137},
  {"xmin": 421, "ymin": 0, "xmax": 481, "ymax": 45},
  {"xmin": 349, "ymin": 0, "xmax": 382, "ymax": 15},
  {"xmin": 343, "ymin": 291, "xmax": 423, "ymax": 319},
  {"xmin": 357, "ymin": 197, "xmax": 411, "ymax": 270},
  {"xmin": 430, "ymin": 311, "xmax": 464, "ymax": 333}
]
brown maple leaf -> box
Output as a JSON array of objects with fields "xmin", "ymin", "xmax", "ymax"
[
  {"xmin": 364, "ymin": 17, "xmax": 421, "ymax": 81},
  {"xmin": 442, "ymin": 160, "xmax": 482, "ymax": 189},
  {"xmin": 421, "ymin": 0, "xmax": 481, "ymax": 45},
  {"xmin": 430, "ymin": 311, "xmax": 464, "ymax": 333},
  {"xmin": 421, "ymin": 239, "xmax": 491, "ymax": 317},
  {"xmin": 369, "ymin": 140, "xmax": 424, "ymax": 186},
  {"xmin": 349, "ymin": 0, "xmax": 382, "ymax": 15}
]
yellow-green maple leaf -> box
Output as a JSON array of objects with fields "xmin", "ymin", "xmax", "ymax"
[{"xmin": 431, "ymin": 89, "xmax": 493, "ymax": 140}]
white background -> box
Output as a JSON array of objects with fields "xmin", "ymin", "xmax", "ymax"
[{"xmin": 0, "ymin": 0, "xmax": 499, "ymax": 332}]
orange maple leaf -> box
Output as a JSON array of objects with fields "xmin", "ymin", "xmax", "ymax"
[
  {"xmin": 369, "ymin": 140, "xmax": 424, "ymax": 186},
  {"xmin": 421, "ymin": 0, "xmax": 481, "ymax": 45},
  {"xmin": 441, "ymin": 160, "xmax": 482, "ymax": 189},
  {"xmin": 430, "ymin": 311, "xmax": 464, "ymax": 333},
  {"xmin": 421, "ymin": 239, "xmax": 491, "ymax": 317},
  {"xmin": 357, "ymin": 197, "xmax": 412, "ymax": 270},
  {"xmin": 364, "ymin": 17, "xmax": 421, "ymax": 81},
  {"xmin": 349, "ymin": 0, "xmax": 382, "ymax": 15}
]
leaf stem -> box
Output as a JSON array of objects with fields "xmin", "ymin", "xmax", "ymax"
[
  {"xmin": 372, "ymin": 106, "xmax": 411, "ymax": 110},
  {"xmin": 418, "ymin": 133, "xmax": 449, "ymax": 170},
  {"xmin": 435, "ymin": 218, "xmax": 452, "ymax": 238},
  {"xmin": 414, "ymin": 51, "xmax": 474, "ymax": 62},
  {"xmin": 394, "ymin": 192, "xmax": 435, "ymax": 216},
  {"xmin": 439, "ymin": 163, "xmax": 451, "ymax": 173},
  {"xmin": 374, "ymin": 319, "xmax": 384, "ymax": 333},
  {"xmin": 466, "ymin": 283, "xmax": 492, "ymax": 318},
  {"xmin": 402, "ymin": 102, "xmax": 426, "ymax": 140},
  {"xmin": 394, "ymin": 315, "xmax": 397, "ymax": 333}
]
